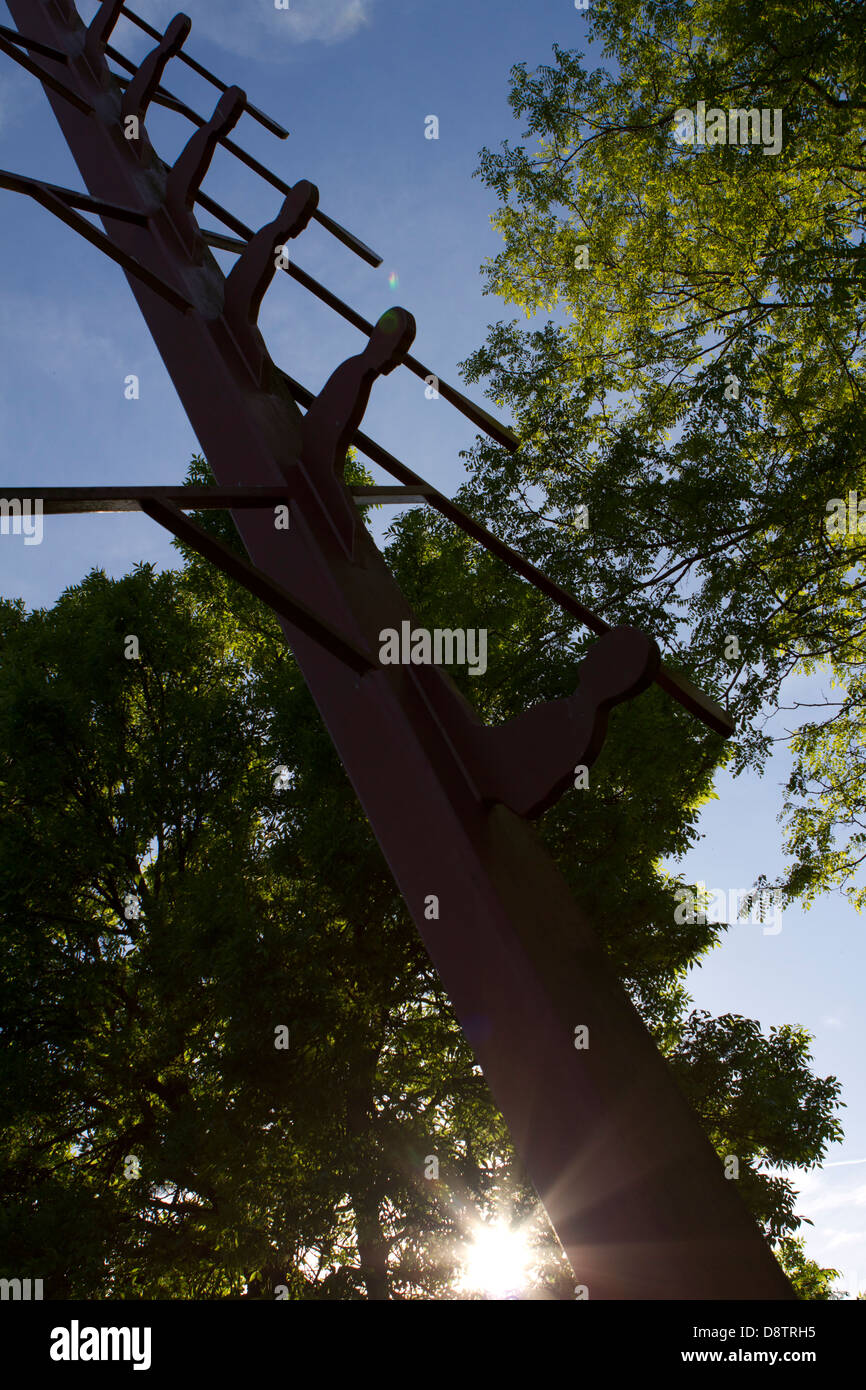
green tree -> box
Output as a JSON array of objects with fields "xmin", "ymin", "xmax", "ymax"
[
  {"xmin": 775, "ymin": 1237, "xmax": 842, "ymax": 1300},
  {"xmin": 0, "ymin": 409, "xmax": 847, "ymax": 1294},
  {"xmin": 463, "ymin": 0, "xmax": 866, "ymax": 910},
  {"xmin": 0, "ymin": 544, "xmax": 570, "ymax": 1299},
  {"xmin": 2, "ymin": 0, "xmax": 858, "ymax": 1306},
  {"xmin": 0, "ymin": 497, "xmax": 842, "ymax": 1297},
  {"xmin": 180, "ymin": 441, "xmax": 851, "ymax": 1292},
  {"xmin": 384, "ymin": 486, "xmax": 843, "ymax": 1289}
]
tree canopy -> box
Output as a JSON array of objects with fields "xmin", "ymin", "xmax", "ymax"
[
  {"xmin": 1, "ymin": 0, "xmax": 860, "ymax": 1299},
  {"xmin": 0, "ymin": 447, "xmax": 845, "ymax": 1296},
  {"xmin": 463, "ymin": 0, "xmax": 866, "ymax": 909}
]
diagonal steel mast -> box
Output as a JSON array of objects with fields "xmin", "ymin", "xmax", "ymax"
[{"xmin": 1, "ymin": 0, "xmax": 791, "ymax": 1298}]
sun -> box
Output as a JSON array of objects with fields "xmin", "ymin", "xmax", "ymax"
[{"xmin": 458, "ymin": 1220, "xmax": 531, "ymax": 1299}]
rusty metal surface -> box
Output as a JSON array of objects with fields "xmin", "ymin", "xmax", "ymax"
[
  {"xmin": 2, "ymin": 1, "xmax": 788, "ymax": 1298},
  {"xmin": 118, "ymin": 2, "xmax": 289, "ymax": 139}
]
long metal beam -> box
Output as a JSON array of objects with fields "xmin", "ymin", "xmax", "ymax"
[
  {"xmin": 0, "ymin": 484, "xmax": 431, "ymax": 512},
  {"xmin": 0, "ymin": 166, "xmax": 148, "ymax": 224},
  {"xmin": 118, "ymin": 2, "xmax": 289, "ymax": 140},
  {"xmin": 201, "ymin": 227, "xmax": 520, "ymax": 452},
  {"xmin": 276, "ymin": 369, "xmax": 736, "ymax": 738},
  {"xmin": 0, "ymin": 472, "xmax": 735, "ymax": 736},
  {"xmin": 139, "ymin": 497, "xmax": 376, "ymax": 675},
  {"xmin": 0, "ymin": 167, "xmax": 192, "ymax": 310},
  {"xmin": 0, "ymin": 22, "xmax": 91, "ymax": 110},
  {"xmin": 3, "ymin": 0, "xmax": 790, "ymax": 1299},
  {"xmin": 106, "ymin": 54, "xmax": 382, "ymax": 268}
]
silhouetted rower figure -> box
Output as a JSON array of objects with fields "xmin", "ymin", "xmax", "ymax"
[
  {"xmin": 223, "ymin": 180, "xmax": 319, "ymax": 386},
  {"xmin": 84, "ymin": 0, "xmax": 125, "ymax": 71},
  {"xmin": 297, "ymin": 309, "xmax": 660, "ymax": 814},
  {"xmin": 166, "ymin": 86, "xmax": 246, "ymax": 257},
  {"xmin": 470, "ymin": 624, "xmax": 659, "ymax": 816},
  {"xmin": 298, "ymin": 306, "xmax": 415, "ymax": 560},
  {"xmin": 121, "ymin": 14, "xmax": 191, "ymax": 131}
]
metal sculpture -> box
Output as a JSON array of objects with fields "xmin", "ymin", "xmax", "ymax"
[{"xmin": 0, "ymin": 2, "xmax": 793, "ymax": 1299}]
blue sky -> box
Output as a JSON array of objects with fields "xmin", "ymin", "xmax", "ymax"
[{"xmin": 1, "ymin": 0, "xmax": 863, "ymax": 1296}]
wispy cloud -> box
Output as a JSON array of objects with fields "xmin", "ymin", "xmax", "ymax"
[
  {"xmin": 797, "ymin": 1179, "xmax": 866, "ymax": 1216},
  {"xmin": 0, "ymin": 291, "xmax": 119, "ymax": 382},
  {"xmin": 785, "ymin": 1164, "xmax": 866, "ymax": 1296},
  {"xmin": 0, "ymin": 66, "xmax": 44, "ymax": 139},
  {"xmin": 140, "ymin": 0, "xmax": 374, "ymax": 58}
]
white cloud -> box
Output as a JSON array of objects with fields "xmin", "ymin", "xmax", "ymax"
[
  {"xmin": 782, "ymin": 1164, "xmax": 866, "ymax": 1296},
  {"xmin": 140, "ymin": 0, "xmax": 373, "ymax": 58},
  {"xmin": 803, "ymin": 1181, "xmax": 866, "ymax": 1216},
  {"xmin": 823, "ymin": 1228, "xmax": 866, "ymax": 1250}
]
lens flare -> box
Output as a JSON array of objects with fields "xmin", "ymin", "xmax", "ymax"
[
  {"xmin": 388, "ymin": 270, "xmax": 399, "ymax": 289},
  {"xmin": 458, "ymin": 1220, "xmax": 530, "ymax": 1298}
]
